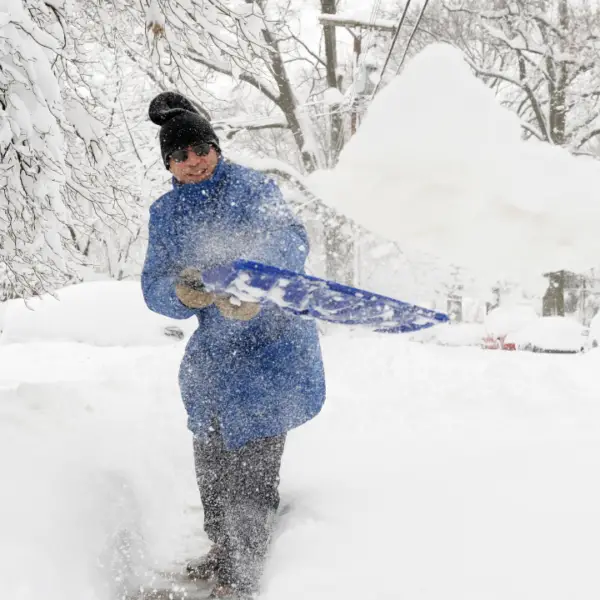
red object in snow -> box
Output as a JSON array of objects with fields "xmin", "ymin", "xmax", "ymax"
[
  {"xmin": 482, "ymin": 334, "xmax": 516, "ymax": 350},
  {"xmin": 482, "ymin": 335, "xmax": 502, "ymax": 350}
]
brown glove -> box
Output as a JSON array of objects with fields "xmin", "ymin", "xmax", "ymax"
[
  {"xmin": 175, "ymin": 268, "xmax": 216, "ymax": 309},
  {"xmin": 214, "ymin": 294, "xmax": 261, "ymax": 321}
]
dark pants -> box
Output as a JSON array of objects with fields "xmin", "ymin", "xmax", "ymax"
[{"xmin": 193, "ymin": 425, "xmax": 286, "ymax": 592}]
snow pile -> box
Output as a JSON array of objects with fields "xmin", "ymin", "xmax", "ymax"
[
  {"xmin": 0, "ymin": 281, "xmax": 197, "ymax": 346},
  {"xmin": 410, "ymin": 321, "xmax": 486, "ymax": 347},
  {"xmin": 484, "ymin": 304, "xmax": 539, "ymax": 338},
  {"xmin": 309, "ymin": 43, "xmax": 600, "ymax": 292},
  {"xmin": 0, "ymin": 344, "xmax": 197, "ymax": 600}
]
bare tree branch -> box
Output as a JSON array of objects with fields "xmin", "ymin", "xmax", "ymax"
[{"xmin": 186, "ymin": 50, "xmax": 280, "ymax": 105}]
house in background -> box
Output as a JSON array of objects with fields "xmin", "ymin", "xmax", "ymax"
[{"xmin": 543, "ymin": 269, "xmax": 600, "ymax": 325}]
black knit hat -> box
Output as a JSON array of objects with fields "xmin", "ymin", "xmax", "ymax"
[{"xmin": 148, "ymin": 91, "xmax": 220, "ymax": 169}]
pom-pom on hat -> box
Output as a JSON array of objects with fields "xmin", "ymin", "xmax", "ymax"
[{"xmin": 148, "ymin": 91, "xmax": 220, "ymax": 169}]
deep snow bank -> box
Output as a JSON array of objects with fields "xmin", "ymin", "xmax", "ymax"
[
  {"xmin": 0, "ymin": 344, "xmax": 197, "ymax": 600},
  {"xmin": 0, "ymin": 281, "xmax": 197, "ymax": 346},
  {"xmin": 309, "ymin": 43, "xmax": 600, "ymax": 295}
]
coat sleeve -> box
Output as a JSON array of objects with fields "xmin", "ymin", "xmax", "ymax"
[
  {"xmin": 141, "ymin": 206, "xmax": 196, "ymax": 320},
  {"xmin": 244, "ymin": 179, "xmax": 310, "ymax": 272}
]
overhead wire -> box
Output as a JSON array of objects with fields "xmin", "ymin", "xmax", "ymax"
[
  {"xmin": 370, "ymin": 0, "xmax": 414, "ymax": 98},
  {"xmin": 219, "ymin": 1, "xmax": 431, "ymax": 159},
  {"xmin": 394, "ymin": 0, "xmax": 432, "ymax": 75}
]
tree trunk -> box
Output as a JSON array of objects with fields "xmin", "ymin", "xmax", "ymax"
[
  {"xmin": 551, "ymin": 0, "xmax": 569, "ymax": 145},
  {"xmin": 258, "ymin": 18, "xmax": 317, "ymax": 172},
  {"xmin": 543, "ymin": 271, "xmax": 566, "ymax": 316},
  {"xmin": 320, "ymin": 0, "xmax": 344, "ymax": 166}
]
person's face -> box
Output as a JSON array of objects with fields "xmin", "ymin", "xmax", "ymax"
[{"xmin": 169, "ymin": 144, "xmax": 219, "ymax": 184}]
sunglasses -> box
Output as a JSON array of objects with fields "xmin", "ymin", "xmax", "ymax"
[{"xmin": 170, "ymin": 143, "xmax": 213, "ymax": 164}]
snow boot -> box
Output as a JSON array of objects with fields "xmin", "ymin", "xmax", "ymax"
[
  {"xmin": 209, "ymin": 583, "xmax": 255, "ymax": 600},
  {"xmin": 186, "ymin": 544, "xmax": 222, "ymax": 581}
]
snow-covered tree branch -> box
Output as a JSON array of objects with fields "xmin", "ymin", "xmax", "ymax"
[{"xmin": 435, "ymin": 0, "xmax": 600, "ymax": 151}]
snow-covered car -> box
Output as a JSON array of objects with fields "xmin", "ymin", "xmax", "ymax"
[
  {"xmin": 0, "ymin": 281, "xmax": 197, "ymax": 346},
  {"xmin": 482, "ymin": 305, "xmax": 538, "ymax": 350},
  {"xmin": 505, "ymin": 316, "xmax": 588, "ymax": 354}
]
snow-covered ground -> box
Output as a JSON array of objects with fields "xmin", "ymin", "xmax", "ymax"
[
  {"xmin": 4, "ymin": 36, "xmax": 600, "ymax": 591},
  {"xmin": 2, "ymin": 308, "xmax": 600, "ymax": 600}
]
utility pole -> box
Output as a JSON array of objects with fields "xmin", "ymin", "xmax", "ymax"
[
  {"xmin": 317, "ymin": 12, "xmax": 397, "ymax": 285},
  {"xmin": 318, "ymin": 14, "xmax": 396, "ymax": 137},
  {"xmin": 320, "ymin": 0, "xmax": 343, "ymax": 166}
]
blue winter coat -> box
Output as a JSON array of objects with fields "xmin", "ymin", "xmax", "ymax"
[{"xmin": 141, "ymin": 159, "xmax": 326, "ymax": 449}]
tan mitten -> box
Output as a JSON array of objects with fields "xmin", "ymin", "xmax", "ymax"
[
  {"xmin": 214, "ymin": 295, "xmax": 261, "ymax": 321},
  {"xmin": 175, "ymin": 268, "xmax": 215, "ymax": 309}
]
